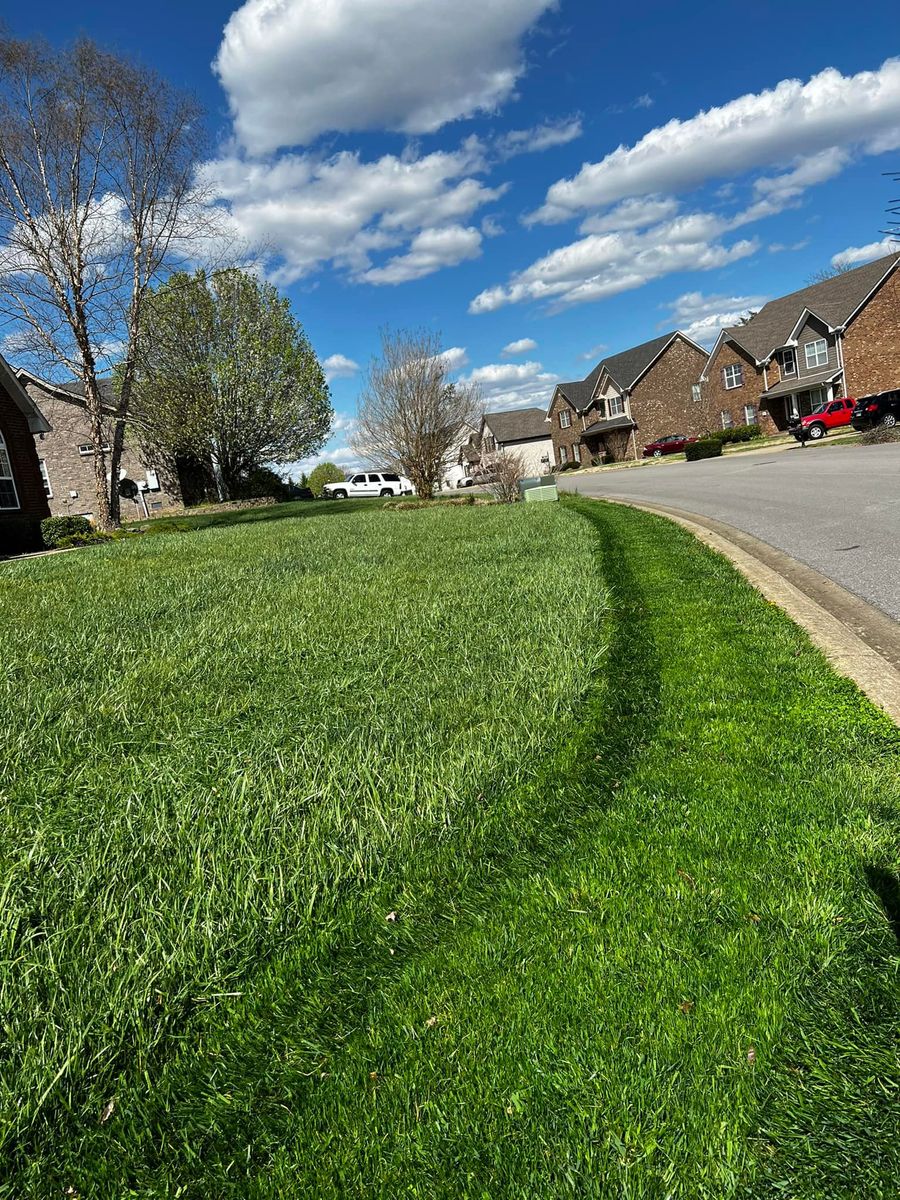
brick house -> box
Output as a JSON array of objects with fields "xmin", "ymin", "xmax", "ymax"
[
  {"xmin": 0, "ymin": 355, "xmax": 51, "ymax": 553},
  {"xmin": 19, "ymin": 371, "xmax": 213, "ymax": 520},
  {"xmin": 546, "ymin": 331, "xmax": 710, "ymax": 466},
  {"xmin": 698, "ymin": 252, "xmax": 900, "ymax": 435},
  {"xmin": 478, "ymin": 408, "xmax": 554, "ymax": 477}
]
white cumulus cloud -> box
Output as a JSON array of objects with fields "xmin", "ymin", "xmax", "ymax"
[
  {"xmin": 664, "ymin": 291, "xmax": 769, "ymax": 346},
  {"xmin": 361, "ymin": 224, "xmax": 483, "ymax": 284},
  {"xmin": 215, "ymin": 0, "xmax": 557, "ymax": 154},
  {"xmin": 501, "ymin": 337, "xmax": 538, "ymax": 355},
  {"xmin": 460, "ymin": 359, "xmax": 559, "ymax": 410},
  {"xmin": 831, "ymin": 237, "xmax": 899, "ymax": 269},
  {"xmin": 495, "ymin": 116, "xmax": 583, "ymax": 160},
  {"xmin": 323, "ymin": 354, "xmax": 360, "ymax": 381},
  {"xmin": 530, "ymin": 59, "xmax": 900, "ymax": 223}
]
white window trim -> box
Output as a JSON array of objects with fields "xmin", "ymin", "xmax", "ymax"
[
  {"xmin": 780, "ymin": 348, "xmax": 797, "ymax": 377},
  {"xmin": 39, "ymin": 459, "xmax": 53, "ymax": 499},
  {"xmin": 743, "ymin": 405, "xmax": 757, "ymax": 426},
  {"xmin": 720, "ymin": 410, "xmax": 734, "ymax": 430},
  {"xmin": 0, "ymin": 431, "xmax": 20, "ymax": 510},
  {"xmin": 691, "ymin": 384, "xmax": 702, "ymax": 403},
  {"xmin": 608, "ymin": 395, "xmax": 625, "ymax": 417},
  {"xmin": 78, "ymin": 442, "xmax": 111, "ymax": 457},
  {"xmin": 804, "ymin": 338, "xmax": 828, "ymax": 370},
  {"xmin": 559, "ymin": 409, "xmax": 571, "ymax": 429},
  {"xmin": 559, "ymin": 444, "xmax": 569, "ymax": 464},
  {"xmin": 723, "ymin": 363, "xmax": 744, "ymax": 390}
]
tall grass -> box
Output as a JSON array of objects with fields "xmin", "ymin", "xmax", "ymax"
[{"xmin": 0, "ymin": 502, "xmax": 605, "ymax": 1181}]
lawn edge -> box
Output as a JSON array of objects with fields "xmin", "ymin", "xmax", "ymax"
[{"xmin": 595, "ymin": 497, "xmax": 900, "ymax": 725}]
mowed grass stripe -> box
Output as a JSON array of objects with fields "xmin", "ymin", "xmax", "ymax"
[
  {"xmin": 3, "ymin": 499, "xmax": 898, "ymax": 1198},
  {"xmin": 0, "ymin": 501, "xmax": 605, "ymax": 1188}
]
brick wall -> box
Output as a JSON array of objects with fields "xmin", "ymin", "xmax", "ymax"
[
  {"xmin": 0, "ymin": 386, "xmax": 50, "ymax": 553},
  {"xmin": 697, "ymin": 340, "xmax": 770, "ymax": 434},
  {"xmin": 24, "ymin": 381, "xmax": 179, "ymax": 519},
  {"xmin": 548, "ymin": 391, "xmax": 586, "ymax": 466},
  {"xmin": 630, "ymin": 336, "xmax": 712, "ymax": 448},
  {"xmin": 842, "ymin": 264, "xmax": 900, "ymax": 397}
]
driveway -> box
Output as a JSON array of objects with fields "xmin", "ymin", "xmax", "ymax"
[{"xmin": 559, "ymin": 443, "xmax": 900, "ymax": 621}]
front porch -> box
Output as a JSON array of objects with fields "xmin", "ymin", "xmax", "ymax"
[
  {"xmin": 579, "ymin": 414, "xmax": 638, "ymax": 463},
  {"xmin": 759, "ymin": 369, "xmax": 842, "ymax": 431}
]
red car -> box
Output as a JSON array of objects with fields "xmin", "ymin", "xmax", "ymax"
[
  {"xmin": 642, "ymin": 434, "xmax": 698, "ymax": 458},
  {"xmin": 791, "ymin": 396, "xmax": 855, "ymax": 441}
]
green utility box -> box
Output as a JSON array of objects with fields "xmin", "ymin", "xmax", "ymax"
[{"xmin": 524, "ymin": 484, "xmax": 558, "ymax": 503}]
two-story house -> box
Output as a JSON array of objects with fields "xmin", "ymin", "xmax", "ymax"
[
  {"xmin": 547, "ymin": 331, "xmax": 710, "ymax": 466},
  {"xmin": 478, "ymin": 408, "xmax": 554, "ymax": 477},
  {"xmin": 0, "ymin": 354, "xmax": 51, "ymax": 553},
  {"xmin": 699, "ymin": 252, "xmax": 900, "ymax": 434}
]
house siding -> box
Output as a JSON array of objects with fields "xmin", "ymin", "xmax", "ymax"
[
  {"xmin": 793, "ymin": 317, "xmax": 838, "ymax": 380},
  {"xmin": 700, "ymin": 340, "xmax": 770, "ymax": 434},
  {"xmin": 842, "ymin": 264, "xmax": 900, "ymax": 397},
  {"xmin": 23, "ymin": 381, "xmax": 180, "ymax": 520},
  {"xmin": 629, "ymin": 336, "xmax": 711, "ymax": 449},
  {"xmin": 0, "ymin": 387, "xmax": 50, "ymax": 553}
]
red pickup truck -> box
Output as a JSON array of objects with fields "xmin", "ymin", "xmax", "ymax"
[{"xmin": 791, "ymin": 396, "xmax": 855, "ymax": 441}]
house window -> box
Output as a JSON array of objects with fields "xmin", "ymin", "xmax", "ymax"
[
  {"xmin": 559, "ymin": 409, "xmax": 571, "ymax": 429},
  {"xmin": 78, "ymin": 442, "xmax": 111, "ymax": 456},
  {"xmin": 608, "ymin": 395, "xmax": 625, "ymax": 417},
  {"xmin": 720, "ymin": 410, "xmax": 734, "ymax": 430},
  {"xmin": 723, "ymin": 363, "xmax": 744, "ymax": 389},
  {"xmin": 483, "ymin": 435, "xmax": 495, "ymax": 454},
  {"xmin": 743, "ymin": 405, "xmax": 758, "ymax": 426},
  {"xmin": 559, "ymin": 444, "xmax": 569, "ymax": 464},
  {"xmin": 691, "ymin": 383, "xmax": 702, "ymax": 404},
  {"xmin": 0, "ymin": 431, "xmax": 19, "ymax": 509},
  {"xmin": 779, "ymin": 348, "xmax": 797, "ymax": 377},
  {"xmin": 39, "ymin": 459, "xmax": 53, "ymax": 498},
  {"xmin": 804, "ymin": 338, "xmax": 828, "ymax": 369}
]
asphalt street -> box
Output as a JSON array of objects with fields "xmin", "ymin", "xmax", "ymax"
[{"xmin": 559, "ymin": 442, "xmax": 900, "ymax": 621}]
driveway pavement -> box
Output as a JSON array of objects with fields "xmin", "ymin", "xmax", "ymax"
[{"xmin": 559, "ymin": 442, "xmax": 900, "ymax": 621}]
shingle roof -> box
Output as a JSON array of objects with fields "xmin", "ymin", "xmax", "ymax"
[
  {"xmin": 580, "ymin": 414, "xmax": 636, "ymax": 437},
  {"xmin": 724, "ymin": 252, "xmax": 900, "ymax": 363},
  {"xmin": 482, "ymin": 407, "xmax": 550, "ymax": 443},
  {"xmin": 554, "ymin": 332, "xmax": 686, "ymax": 414},
  {"xmin": 761, "ymin": 366, "xmax": 841, "ymax": 399},
  {"xmin": 601, "ymin": 331, "xmax": 680, "ymax": 392}
]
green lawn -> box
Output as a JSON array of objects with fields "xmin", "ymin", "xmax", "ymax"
[{"xmin": 1, "ymin": 499, "xmax": 897, "ymax": 1197}]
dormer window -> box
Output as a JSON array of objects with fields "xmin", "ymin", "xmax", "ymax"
[
  {"xmin": 608, "ymin": 396, "xmax": 625, "ymax": 417},
  {"xmin": 779, "ymin": 348, "xmax": 797, "ymax": 377}
]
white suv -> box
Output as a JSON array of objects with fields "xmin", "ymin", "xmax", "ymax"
[{"xmin": 323, "ymin": 471, "xmax": 414, "ymax": 499}]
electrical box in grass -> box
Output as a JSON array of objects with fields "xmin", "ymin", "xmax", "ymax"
[{"xmin": 524, "ymin": 484, "xmax": 558, "ymax": 503}]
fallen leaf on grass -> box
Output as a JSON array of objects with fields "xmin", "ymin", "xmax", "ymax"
[
  {"xmin": 677, "ymin": 869, "xmax": 696, "ymax": 890},
  {"xmin": 385, "ymin": 911, "xmax": 397, "ymax": 923},
  {"xmin": 747, "ymin": 913, "xmax": 761, "ymax": 925},
  {"xmin": 678, "ymin": 1000, "xmax": 694, "ymax": 1014},
  {"xmin": 425, "ymin": 1015, "xmax": 438, "ymax": 1028},
  {"xmin": 747, "ymin": 1046, "xmax": 757, "ymax": 1064},
  {"xmin": 99, "ymin": 1099, "xmax": 115, "ymax": 1124}
]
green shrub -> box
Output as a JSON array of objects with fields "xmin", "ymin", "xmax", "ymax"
[
  {"xmin": 55, "ymin": 531, "xmax": 112, "ymax": 549},
  {"xmin": 41, "ymin": 515, "xmax": 94, "ymax": 548},
  {"xmin": 685, "ymin": 439, "xmax": 724, "ymax": 462},
  {"xmin": 308, "ymin": 462, "xmax": 346, "ymax": 496},
  {"xmin": 557, "ymin": 461, "xmax": 579, "ymax": 472},
  {"xmin": 235, "ymin": 466, "xmax": 291, "ymax": 501},
  {"xmin": 859, "ymin": 425, "xmax": 900, "ymax": 445},
  {"xmin": 712, "ymin": 423, "xmax": 761, "ymax": 445}
]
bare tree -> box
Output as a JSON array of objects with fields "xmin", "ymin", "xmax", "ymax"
[
  {"xmin": 806, "ymin": 263, "xmax": 853, "ymax": 285},
  {"xmin": 0, "ymin": 35, "xmax": 222, "ymax": 527},
  {"xmin": 481, "ymin": 449, "xmax": 525, "ymax": 503},
  {"xmin": 352, "ymin": 328, "xmax": 482, "ymax": 500}
]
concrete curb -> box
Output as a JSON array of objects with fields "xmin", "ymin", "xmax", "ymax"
[{"xmin": 604, "ymin": 497, "xmax": 900, "ymax": 726}]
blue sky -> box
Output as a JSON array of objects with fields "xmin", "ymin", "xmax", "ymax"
[{"xmin": 17, "ymin": 0, "xmax": 900, "ymax": 472}]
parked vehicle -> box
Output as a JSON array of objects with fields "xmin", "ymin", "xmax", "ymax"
[
  {"xmin": 850, "ymin": 389, "xmax": 900, "ymax": 432},
  {"xmin": 789, "ymin": 396, "xmax": 856, "ymax": 441},
  {"xmin": 642, "ymin": 434, "xmax": 698, "ymax": 458},
  {"xmin": 323, "ymin": 471, "xmax": 414, "ymax": 499},
  {"xmin": 456, "ymin": 475, "xmax": 474, "ymax": 488}
]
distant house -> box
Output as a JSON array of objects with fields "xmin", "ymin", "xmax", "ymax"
[
  {"xmin": 0, "ymin": 355, "xmax": 51, "ymax": 553},
  {"xmin": 442, "ymin": 420, "xmax": 481, "ymax": 489},
  {"xmin": 698, "ymin": 252, "xmax": 900, "ymax": 434},
  {"xmin": 18, "ymin": 371, "xmax": 214, "ymax": 520},
  {"xmin": 547, "ymin": 331, "xmax": 709, "ymax": 466},
  {"xmin": 478, "ymin": 408, "xmax": 554, "ymax": 477}
]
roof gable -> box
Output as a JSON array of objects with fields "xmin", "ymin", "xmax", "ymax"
[
  {"xmin": 1, "ymin": 358, "xmax": 51, "ymax": 434},
  {"xmin": 719, "ymin": 252, "xmax": 900, "ymax": 362}
]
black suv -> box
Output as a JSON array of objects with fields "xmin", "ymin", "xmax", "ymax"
[{"xmin": 850, "ymin": 389, "xmax": 900, "ymax": 431}]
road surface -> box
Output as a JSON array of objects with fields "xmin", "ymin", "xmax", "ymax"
[{"xmin": 559, "ymin": 442, "xmax": 900, "ymax": 621}]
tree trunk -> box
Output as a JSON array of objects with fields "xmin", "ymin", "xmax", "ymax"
[{"xmin": 108, "ymin": 417, "xmax": 127, "ymax": 526}]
